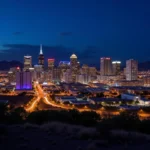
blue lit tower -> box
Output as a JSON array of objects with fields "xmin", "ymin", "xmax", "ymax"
[{"xmin": 16, "ymin": 71, "xmax": 32, "ymax": 90}]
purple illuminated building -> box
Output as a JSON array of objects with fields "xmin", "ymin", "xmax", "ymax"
[{"xmin": 16, "ymin": 71, "xmax": 32, "ymax": 90}]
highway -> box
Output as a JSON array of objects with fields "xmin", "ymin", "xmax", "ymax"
[
  {"xmin": 25, "ymin": 82, "xmax": 150, "ymax": 120},
  {"xmin": 25, "ymin": 82, "xmax": 42, "ymax": 112}
]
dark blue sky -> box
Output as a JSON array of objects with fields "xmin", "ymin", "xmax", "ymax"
[{"xmin": 0, "ymin": 0, "xmax": 150, "ymax": 66}]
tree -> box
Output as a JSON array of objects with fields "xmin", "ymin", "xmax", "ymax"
[
  {"xmin": 0, "ymin": 103, "xmax": 9, "ymax": 123},
  {"xmin": 7, "ymin": 107, "xmax": 27, "ymax": 124}
]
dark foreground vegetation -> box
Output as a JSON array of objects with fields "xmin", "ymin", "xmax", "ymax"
[
  {"xmin": 1, "ymin": 103, "xmax": 150, "ymax": 149},
  {"xmin": 1, "ymin": 103, "xmax": 150, "ymax": 135}
]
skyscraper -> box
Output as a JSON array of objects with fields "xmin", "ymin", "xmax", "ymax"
[
  {"xmin": 38, "ymin": 44, "xmax": 44, "ymax": 69},
  {"xmin": 8, "ymin": 67, "xmax": 20, "ymax": 83},
  {"xmin": 126, "ymin": 59, "xmax": 138, "ymax": 81},
  {"xmin": 34, "ymin": 65, "xmax": 43, "ymax": 82},
  {"xmin": 59, "ymin": 61, "xmax": 70, "ymax": 71},
  {"xmin": 81, "ymin": 64, "xmax": 89, "ymax": 74},
  {"xmin": 52, "ymin": 67, "xmax": 61, "ymax": 81},
  {"xmin": 100, "ymin": 57, "xmax": 112, "ymax": 76},
  {"xmin": 112, "ymin": 61, "xmax": 121, "ymax": 75},
  {"xmin": 70, "ymin": 53, "xmax": 79, "ymax": 82},
  {"xmin": 24, "ymin": 55, "xmax": 32, "ymax": 71},
  {"xmin": 16, "ymin": 71, "xmax": 32, "ymax": 90},
  {"xmin": 48, "ymin": 59, "xmax": 55, "ymax": 71}
]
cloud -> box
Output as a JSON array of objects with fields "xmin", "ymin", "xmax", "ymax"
[
  {"xmin": 60, "ymin": 32, "xmax": 72, "ymax": 36},
  {"xmin": 13, "ymin": 32, "xmax": 23, "ymax": 35}
]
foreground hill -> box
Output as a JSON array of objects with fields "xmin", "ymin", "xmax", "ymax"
[{"xmin": 0, "ymin": 122, "xmax": 150, "ymax": 150}]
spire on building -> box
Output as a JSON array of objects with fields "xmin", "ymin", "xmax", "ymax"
[{"xmin": 40, "ymin": 44, "xmax": 43, "ymax": 55}]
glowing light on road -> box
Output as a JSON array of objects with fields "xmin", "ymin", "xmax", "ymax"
[{"xmin": 26, "ymin": 97, "xmax": 40, "ymax": 111}]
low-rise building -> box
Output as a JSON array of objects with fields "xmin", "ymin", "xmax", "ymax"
[{"xmin": 121, "ymin": 93, "xmax": 140, "ymax": 101}]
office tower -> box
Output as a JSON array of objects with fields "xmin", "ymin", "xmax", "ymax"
[
  {"xmin": 100, "ymin": 57, "xmax": 112, "ymax": 76},
  {"xmin": 59, "ymin": 61, "xmax": 70, "ymax": 70},
  {"xmin": 42, "ymin": 71, "xmax": 52, "ymax": 82},
  {"xmin": 76, "ymin": 74, "xmax": 90, "ymax": 84},
  {"xmin": 53, "ymin": 67, "xmax": 61, "ymax": 81},
  {"xmin": 70, "ymin": 53, "xmax": 79, "ymax": 82},
  {"xmin": 34, "ymin": 65, "xmax": 43, "ymax": 72},
  {"xmin": 16, "ymin": 71, "xmax": 32, "ymax": 90},
  {"xmin": 89, "ymin": 67, "xmax": 97, "ymax": 76},
  {"xmin": 48, "ymin": 59, "xmax": 55, "ymax": 71},
  {"xmin": 81, "ymin": 64, "xmax": 89, "ymax": 74},
  {"xmin": 29, "ymin": 68, "xmax": 36, "ymax": 81},
  {"xmin": 62, "ymin": 69, "xmax": 72, "ymax": 83},
  {"xmin": 112, "ymin": 61, "xmax": 121, "ymax": 75},
  {"xmin": 8, "ymin": 67, "xmax": 20, "ymax": 83},
  {"xmin": 24, "ymin": 55, "xmax": 32, "ymax": 71},
  {"xmin": 34, "ymin": 65, "xmax": 43, "ymax": 81},
  {"xmin": 126, "ymin": 59, "xmax": 138, "ymax": 81},
  {"xmin": 38, "ymin": 44, "xmax": 44, "ymax": 69}
]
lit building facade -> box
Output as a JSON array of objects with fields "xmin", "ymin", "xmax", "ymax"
[
  {"xmin": 24, "ymin": 55, "xmax": 32, "ymax": 71},
  {"xmin": 100, "ymin": 57, "xmax": 112, "ymax": 76},
  {"xmin": 81, "ymin": 64, "xmax": 89, "ymax": 74},
  {"xmin": 76, "ymin": 74, "xmax": 91, "ymax": 84},
  {"xmin": 34, "ymin": 65, "xmax": 43, "ymax": 81},
  {"xmin": 70, "ymin": 54, "xmax": 79, "ymax": 82},
  {"xmin": 143, "ymin": 76, "xmax": 150, "ymax": 87},
  {"xmin": 89, "ymin": 67, "xmax": 97, "ymax": 76},
  {"xmin": 126, "ymin": 59, "xmax": 138, "ymax": 81},
  {"xmin": 48, "ymin": 59, "xmax": 55, "ymax": 71},
  {"xmin": 8, "ymin": 67, "xmax": 20, "ymax": 83},
  {"xmin": 62, "ymin": 69, "xmax": 72, "ymax": 83},
  {"xmin": 53, "ymin": 67, "xmax": 61, "ymax": 81},
  {"xmin": 38, "ymin": 45, "xmax": 44, "ymax": 69},
  {"xmin": 112, "ymin": 61, "xmax": 121, "ymax": 75},
  {"xmin": 16, "ymin": 71, "xmax": 32, "ymax": 90}
]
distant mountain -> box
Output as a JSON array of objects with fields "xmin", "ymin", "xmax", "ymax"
[
  {"xmin": 138, "ymin": 61, "xmax": 150, "ymax": 71},
  {"xmin": 0, "ymin": 60, "xmax": 23, "ymax": 70}
]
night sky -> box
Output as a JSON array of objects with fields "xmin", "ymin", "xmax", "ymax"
[{"xmin": 0, "ymin": 0, "xmax": 150, "ymax": 66}]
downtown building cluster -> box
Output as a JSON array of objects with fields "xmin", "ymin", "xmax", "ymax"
[{"xmin": 7, "ymin": 45, "xmax": 141, "ymax": 90}]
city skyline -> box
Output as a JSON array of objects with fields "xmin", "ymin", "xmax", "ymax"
[
  {"xmin": 1, "ymin": 1, "xmax": 150, "ymax": 149},
  {"xmin": 0, "ymin": 0, "xmax": 150, "ymax": 65}
]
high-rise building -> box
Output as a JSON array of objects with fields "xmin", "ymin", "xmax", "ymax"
[
  {"xmin": 76, "ymin": 74, "xmax": 91, "ymax": 84},
  {"xmin": 24, "ymin": 55, "xmax": 32, "ymax": 71},
  {"xmin": 62, "ymin": 69, "xmax": 72, "ymax": 83},
  {"xmin": 34, "ymin": 65, "xmax": 43, "ymax": 72},
  {"xmin": 8, "ymin": 67, "xmax": 20, "ymax": 83},
  {"xmin": 16, "ymin": 71, "xmax": 32, "ymax": 90},
  {"xmin": 38, "ymin": 44, "xmax": 44, "ymax": 69},
  {"xmin": 89, "ymin": 67, "xmax": 97, "ymax": 76},
  {"xmin": 59, "ymin": 61, "xmax": 70, "ymax": 71},
  {"xmin": 53, "ymin": 67, "xmax": 61, "ymax": 81},
  {"xmin": 70, "ymin": 54, "xmax": 79, "ymax": 82},
  {"xmin": 100, "ymin": 57, "xmax": 112, "ymax": 76},
  {"xmin": 59, "ymin": 61, "xmax": 70, "ymax": 79},
  {"xmin": 81, "ymin": 64, "xmax": 89, "ymax": 74},
  {"xmin": 112, "ymin": 61, "xmax": 121, "ymax": 75},
  {"xmin": 34, "ymin": 65, "xmax": 43, "ymax": 82},
  {"xmin": 126, "ymin": 59, "xmax": 138, "ymax": 81},
  {"xmin": 48, "ymin": 59, "xmax": 55, "ymax": 71}
]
